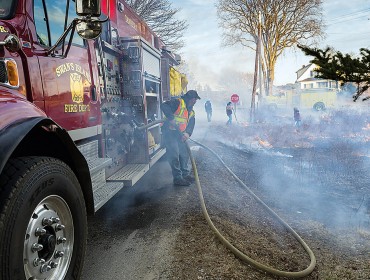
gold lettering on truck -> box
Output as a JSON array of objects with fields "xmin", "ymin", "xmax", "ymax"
[
  {"xmin": 125, "ymin": 15, "xmax": 138, "ymax": 31},
  {"xmin": 56, "ymin": 63, "xmax": 90, "ymax": 82},
  {"xmin": 56, "ymin": 63, "xmax": 92, "ymax": 113},
  {"xmin": 64, "ymin": 104, "xmax": 78, "ymax": 112},
  {"xmin": 0, "ymin": 26, "xmax": 8, "ymax": 33}
]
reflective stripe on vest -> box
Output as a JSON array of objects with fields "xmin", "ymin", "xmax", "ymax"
[{"xmin": 174, "ymin": 98, "xmax": 196, "ymax": 132}]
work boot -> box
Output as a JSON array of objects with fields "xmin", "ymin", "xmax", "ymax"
[
  {"xmin": 173, "ymin": 177, "xmax": 191, "ymax": 186},
  {"xmin": 183, "ymin": 175, "xmax": 195, "ymax": 183}
]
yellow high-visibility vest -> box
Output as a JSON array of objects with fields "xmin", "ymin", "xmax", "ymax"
[{"xmin": 173, "ymin": 98, "xmax": 194, "ymax": 132}]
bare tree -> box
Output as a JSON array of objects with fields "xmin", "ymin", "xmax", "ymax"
[
  {"xmin": 216, "ymin": 0, "xmax": 325, "ymax": 96},
  {"xmin": 124, "ymin": 0, "xmax": 188, "ymax": 51}
]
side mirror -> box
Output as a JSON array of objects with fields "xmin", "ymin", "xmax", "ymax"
[
  {"xmin": 76, "ymin": 0, "xmax": 101, "ymax": 17},
  {"xmin": 76, "ymin": 20, "xmax": 102, "ymax": 40},
  {"xmin": 49, "ymin": 0, "xmax": 104, "ymax": 56}
]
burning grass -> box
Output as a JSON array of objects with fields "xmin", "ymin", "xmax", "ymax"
[{"xmin": 170, "ymin": 107, "xmax": 370, "ymax": 279}]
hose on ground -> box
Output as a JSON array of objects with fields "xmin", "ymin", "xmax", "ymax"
[
  {"xmin": 137, "ymin": 119, "xmax": 316, "ymax": 278},
  {"xmin": 187, "ymin": 139, "xmax": 316, "ymax": 278}
]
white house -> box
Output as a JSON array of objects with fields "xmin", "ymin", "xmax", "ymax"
[{"xmin": 296, "ymin": 64, "xmax": 339, "ymax": 90}]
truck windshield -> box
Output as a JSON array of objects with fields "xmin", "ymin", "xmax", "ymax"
[{"xmin": 0, "ymin": 0, "xmax": 17, "ymax": 19}]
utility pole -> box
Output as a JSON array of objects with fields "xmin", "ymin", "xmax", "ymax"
[
  {"xmin": 258, "ymin": 29, "xmax": 263, "ymax": 107},
  {"xmin": 250, "ymin": 11, "xmax": 262, "ymax": 123}
]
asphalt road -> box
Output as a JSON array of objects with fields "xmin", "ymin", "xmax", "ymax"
[{"xmin": 80, "ymin": 157, "xmax": 197, "ymax": 280}]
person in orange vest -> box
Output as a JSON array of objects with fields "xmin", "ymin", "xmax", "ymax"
[{"xmin": 161, "ymin": 90, "xmax": 201, "ymax": 186}]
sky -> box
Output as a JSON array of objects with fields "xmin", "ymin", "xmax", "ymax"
[{"xmin": 171, "ymin": 0, "xmax": 370, "ymax": 89}]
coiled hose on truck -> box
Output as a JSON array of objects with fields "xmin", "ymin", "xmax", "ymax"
[{"xmin": 138, "ymin": 119, "xmax": 316, "ymax": 278}]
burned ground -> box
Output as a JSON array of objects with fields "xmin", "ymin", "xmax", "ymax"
[{"xmin": 82, "ymin": 107, "xmax": 370, "ymax": 280}]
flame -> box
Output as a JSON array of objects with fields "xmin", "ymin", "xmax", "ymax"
[
  {"xmin": 257, "ymin": 137, "xmax": 273, "ymax": 148},
  {"xmin": 362, "ymin": 123, "xmax": 370, "ymax": 130}
]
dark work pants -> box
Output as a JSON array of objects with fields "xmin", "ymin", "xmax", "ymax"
[
  {"xmin": 162, "ymin": 129, "xmax": 190, "ymax": 180},
  {"xmin": 226, "ymin": 114, "xmax": 232, "ymax": 125},
  {"xmin": 206, "ymin": 110, "xmax": 212, "ymax": 122}
]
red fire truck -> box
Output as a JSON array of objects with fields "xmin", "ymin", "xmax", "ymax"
[{"xmin": 0, "ymin": 0, "xmax": 184, "ymax": 279}]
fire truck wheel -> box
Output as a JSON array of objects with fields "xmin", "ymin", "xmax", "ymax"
[
  {"xmin": 0, "ymin": 157, "xmax": 87, "ymax": 280},
  {"xmin": 313, "ymin": 102, "xmax": 325, "ymax": 111}
]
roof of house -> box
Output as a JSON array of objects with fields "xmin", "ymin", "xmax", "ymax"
[
  {"xmin": 296, "ymin": 63, "xmax": 313, "ymax": 81},
  {"xmin": 299, "ymin": 77, "xmax": 318, "ymax": 82}
]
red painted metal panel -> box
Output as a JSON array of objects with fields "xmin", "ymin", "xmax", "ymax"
[
  {"xmin": 116, "ymin": 2, "xmax": 156, "ymax": 47},
  {"xmin": 0, "ymin": 92, "xmax": 46, "ymax": 131},
  {"xmin": 37, "ymin": 43, "xmax": 102, "ymax": 131},
  {"xmin": 109, "ymin": 0, "xmax": 117, "ymax": 23},
  {"xmin": 101, "ymin": 0, "xmax": 108, "ymax": 15}
]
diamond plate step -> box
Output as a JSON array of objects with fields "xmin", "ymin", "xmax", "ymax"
[
  {"xmin": 77, "ymin": 140, "xmax": 112, "ymax": 175},
  {"xmin": 86, "ymin": 157, "xmax": 112, "ymax": 174},
  {"xmin": 93, "ymin": 181, "xmax": 123, "ymax": 212},
  {"xmin": 78, "ymin": 140, "xmax": 99, "ymax": 158},
  {"xmin": 91, "ymin": 169, "xmax": 106, "ymax": 192},
  {"xmin": 107, "ymin": 164, "xmax": 149, "ymax": 187}
]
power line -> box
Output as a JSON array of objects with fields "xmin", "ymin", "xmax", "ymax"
[
  {"xmin": 327, "ymin": 7, "xmax": 370, "ymax": 22},
  {"xmin": 327, "ymin": 14, "xmax": 369, "ymax": 26},
  {"xmin": 327, "ymin": 31, "xmax": 370, "ymax": 35}
]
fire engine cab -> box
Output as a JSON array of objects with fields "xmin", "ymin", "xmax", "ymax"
[{"xmin": 0, "ymin": 0, "xmax": 185, "ymax": 279}]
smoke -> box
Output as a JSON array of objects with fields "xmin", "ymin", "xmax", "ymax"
[
  {"xmin": 95, "ymin": 159, "xmax": 174, "ymax": 230},
  {"xmin": 192, "ymin": 103, "xmax": 370, "ymax": 242}
]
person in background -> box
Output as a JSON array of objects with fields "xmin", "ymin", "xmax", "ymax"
[
  {"xmin": 226, "ymin": 102, "xmax": 233, "ymax": 125},
  {"xmin": 294, "ymin": 107, "xmax": 301, "ymax": 130},
  {"xmin": 204, "ymin": 100, "xmax": 212, "ymax": 122},
  {"xmin": 161, "ymin": 90, "xmax": 201, "ymax": 186}
]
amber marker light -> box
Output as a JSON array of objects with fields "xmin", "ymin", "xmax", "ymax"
[{"xmin": 6, "ymin": 59, "xmax": 19, "ymax": 87}]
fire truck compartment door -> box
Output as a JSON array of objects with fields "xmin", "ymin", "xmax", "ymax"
[
  {"xmin": 170, "ymin": 67, "xmax": 182, "ymax": 96},
  {"xmin": 37, "ymin": 44, "xmax": 100, "ymax": 133},
  {"xmin": 142, "ymin": 48, "xmax": 160, "ymax": 78}
]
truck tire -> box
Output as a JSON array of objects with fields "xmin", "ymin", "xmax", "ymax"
[
  {"xmin": 313, "ymin": 102, "xmax": 325, "ymax": 111},
  {"xmin": 0, "ymin": 157, "xmax": 87, "ymax": 280}
]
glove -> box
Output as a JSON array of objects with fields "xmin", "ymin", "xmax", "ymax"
[{"xmin": 168, "ymin": 119, "xmax": 178, "ymax": 130}]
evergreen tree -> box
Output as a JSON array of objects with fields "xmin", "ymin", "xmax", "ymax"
[{"xmin": 298, "ymin": 45, "xmax": 370, "ymax": 101}]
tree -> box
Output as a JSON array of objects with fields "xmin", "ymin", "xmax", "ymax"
[
  {"xmin": 216, "ymin": 0, "xmax": 325, "ymax": 96},
  {"xmin": 124, "ymin": 0, "xmax": 188, "ymax": 51},
  {"xmin": 298, "ymin": 45, "xmax": 370, "ymax": 101}
]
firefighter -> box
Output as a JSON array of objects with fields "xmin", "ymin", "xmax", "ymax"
[
  {"xmin": 161, "ymin": 90, "xmax": 201, "ymax": 186},
  {"xmin": 204, "ymin": 100, "xmax": 212, "ymax": 122},
  {"xmin": 294, "ymin": 107, "xmax": 301, "ymax": 130},
  {"xmin": 226, "ymin": 102, "xmax": 233, "ymax": 125}
]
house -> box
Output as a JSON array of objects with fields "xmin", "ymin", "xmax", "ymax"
[{"xmin": 296, "ymin": 64, "xmax": 339, "ymax": 91}]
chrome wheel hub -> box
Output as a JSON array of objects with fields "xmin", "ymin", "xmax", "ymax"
[{"xmin": 23, "ymin": 195, "xmax": 74, "ymax": 279}]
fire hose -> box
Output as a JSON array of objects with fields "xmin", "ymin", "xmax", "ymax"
[{"xmin": 138, "ymin": 119, "xmax": 316, "ymax": 278}]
